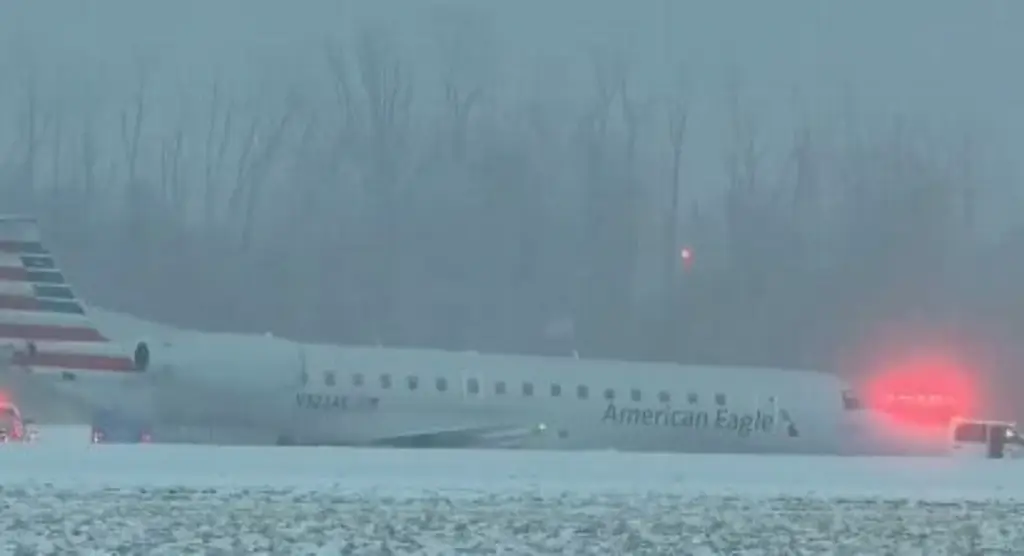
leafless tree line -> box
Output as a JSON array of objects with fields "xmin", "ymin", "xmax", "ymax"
[{"xmin": 1, "ymin": 21, "xmax": 1018, "ymax": 383}]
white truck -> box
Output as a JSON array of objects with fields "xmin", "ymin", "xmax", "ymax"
[{"xmin": 949, "ymin": 417, "xmax": 1024, "ymax": 459}]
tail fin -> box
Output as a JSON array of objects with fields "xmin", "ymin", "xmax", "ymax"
[{"xmin": 0, "ymin": 216, "xmax": 137, "ymax": 373}]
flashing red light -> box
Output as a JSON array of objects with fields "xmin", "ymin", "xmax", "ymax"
[
  {"xmin": 680, "ymin": 247, "xmax": 694, "ymax": 271},
  {"xmin": 865, "ymin": 354, "xmax": 976, "ymax": 426}
]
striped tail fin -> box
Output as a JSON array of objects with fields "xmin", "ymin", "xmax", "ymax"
[{"xmin": 0, "ymin": 216, "xmax": 138, "ymax": 374}]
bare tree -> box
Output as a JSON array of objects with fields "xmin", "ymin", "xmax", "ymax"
[
  {"xmin": 80, "ymin": 115, "xmax": 99, "ymax": 204},
  {"xmin": 351, "ymin": 25, "xmax": 414, "ymax": 342},
  {"xmin": 442, "ymin": 79, "xmax": 481, "ymax": 162},
  {"xmin": 159, "ymin": 123, "xmax": 186, "ymax": 219},
  {"xmin": 427, "ymin": 4, "xmax": 492, "ymax": 162},
  {"xmin": 16, "ymin": 67, "xmax": 48, "ymax": 202},
  {"xmin": 651, "ymin": 64, "xmax": 691, "ymax": 359},
  {"xmin": 202, "ymin": 78, "xmax": 234, "ymax": 233},
  {"xmin": 664, "ymin": 65, "xmax": 689, "ymax": 295},
  {"xmin": 49, "ymin": 103, "xmax": 63, "ymax": 191},
  {"xmin": 355, "ymin": 26, "xmax": 413, "ymax": 171},
  {"xmin": 227, "ymin": 98, "xmax": 296, "ymax": 251},
  {"xmin": 325, "ymin": 39, "xmax": 358, "ymax": 132},
  {"xmin": 120, "ymin": 61, "xmax": 152, "ymax": 187},
  {"xmin": 572, "ymin": 46, "xmax": 638, "ymax": 355}
]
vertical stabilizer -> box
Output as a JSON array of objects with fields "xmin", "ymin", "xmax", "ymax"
[{"xmin": 0, "ymin": 216, "xmax": 137, "ymax": 373}]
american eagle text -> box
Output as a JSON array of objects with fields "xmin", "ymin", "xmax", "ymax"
[{"xmin": 601, "ymin": 404, "xmax": 776, "ymax": 437}]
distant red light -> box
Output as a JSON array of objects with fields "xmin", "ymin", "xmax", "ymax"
[{"xmin": 680, "ymin": 247, "xmax": 694, "ymax": 272}]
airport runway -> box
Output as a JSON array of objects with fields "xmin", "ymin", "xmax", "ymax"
[{"xmin": 0, "ymin": 436, "xmax": 1022, "ymax": 554}]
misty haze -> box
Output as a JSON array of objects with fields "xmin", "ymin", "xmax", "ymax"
[{"xmin": 3, "ymin": 0, "xmax": 1024, "ymax": 416}]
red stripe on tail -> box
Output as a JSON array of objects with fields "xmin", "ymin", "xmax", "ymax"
[
  {"xmin": 12, "ymin": 351, "xmax": 136, "ymax": 372},
  {"xmin": 0, "ymin": 241, "xmax": 42, "ymax": 254},
  {"xmin": 0, "ymin": 323, "xmax": 107, "ymax": 342},
  {"xmin": 0, "ymin": 268, "xmax": 28, "ymax": 281},
  {"xmin": 0, "ymin": 294, "xmax": 38, "ymax": 311}
]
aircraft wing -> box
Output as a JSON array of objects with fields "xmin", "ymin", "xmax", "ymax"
[{"xmin": 364, "ymin": 424, "xmax": 542, "ymax": 449}]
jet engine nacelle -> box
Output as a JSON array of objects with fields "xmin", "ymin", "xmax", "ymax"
[
  {"xmin": 133, "ymin": 341, "xmax": 151, "ymax": 371},
  {"xmin": 131, "ymin": 339, "xmax": 180, "ymax": 373},
  {"xmin": 131, "ymin": 332, "xmax": 303, "ymax": 388}
]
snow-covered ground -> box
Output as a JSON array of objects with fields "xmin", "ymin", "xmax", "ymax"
[{"xmin": 1, "ymin": 435, "xmax": 1022, "ymax": 554}]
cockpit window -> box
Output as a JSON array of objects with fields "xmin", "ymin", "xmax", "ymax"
[{"xmin": 842, "ymin": 390, "xmax": 863, "ymax": 411}]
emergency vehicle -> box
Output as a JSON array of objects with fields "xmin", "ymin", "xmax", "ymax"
[
  {"xmin": 0, "ymin": 401, "xmax": 32, "ymax": 442},
  {"xmin": 949, "ymin": 417, "xmax": 1024, "ymax": 459}
]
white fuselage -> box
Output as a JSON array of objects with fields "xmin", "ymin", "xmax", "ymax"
[
  {"xmin": 12, "ymin": 316, "xmax": 955, "ymax": 455},
  {"xmin": 0, "ymin": 216, "xmax": 959, "ymax": 454}
]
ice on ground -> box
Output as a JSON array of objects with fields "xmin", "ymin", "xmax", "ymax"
[
  {"xmin": 1, "ymin": 486, "xmax": 1021, "ymax": 555},
  {"xmin": 0, "ymin": 445, "xmax": 1022, "ymax": 554},
  {"xmin": 5, "ymin": 442, "xmax": 1024, "ymax": 500}
]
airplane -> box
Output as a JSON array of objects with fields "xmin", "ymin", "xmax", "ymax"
[{"xmin": 0, "ymin": 214, "xmax": 1017, "ymax": 456}]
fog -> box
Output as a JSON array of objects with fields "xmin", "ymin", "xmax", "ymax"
[{"xmin": 3, "ymin": 1, "xmax": 1024, "ymax": 413}]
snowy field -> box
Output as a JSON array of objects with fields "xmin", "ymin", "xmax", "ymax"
[{"xmin": 0, "ymin": 433, "xmax": 1022, "ymax": 554}]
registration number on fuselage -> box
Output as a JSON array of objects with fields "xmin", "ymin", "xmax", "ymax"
[{"xmin": 294, "ymin": 392, "xmax": 379, "ymax": 412}]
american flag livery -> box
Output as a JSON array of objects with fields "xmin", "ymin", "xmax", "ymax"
[{"xmin": 0, "ymin": 216, "xmax": 137, "ymax": 374}]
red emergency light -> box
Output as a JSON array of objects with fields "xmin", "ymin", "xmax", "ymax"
[{"xmin": 865, "ymin": 353, "xmax": 976, "ymax": 426}]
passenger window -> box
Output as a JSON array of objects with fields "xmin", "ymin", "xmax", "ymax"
[
  {"xmin": 324, "ymin": 371, "xmax": 336, "ymax": 387},
  {"xmin": 631, "ymin": 389, "xmax": 642, "ymax": 402},
  {"xmin": 577, "ymin": 385, "xmax": 589, "ymax": 400},
  {"xmin": 523, "ymin": 382, "xmax": 534, "ymax": 396},
  {"xmin": 467, "ymin": 378, "xmax": 480, "ymax": 395},
  {"xmin": 407, "ymin": 376, "xmax": 419, "ymax": 390},
  {"xmin": 954, "ymin": 423, "xmax": 988, "ymax": 443},
  {"xmin": 603, "ymin": 388, "xmax": 615, "ymax": 401},
  {"xmin": 715, "ymin": 393, "xmax": 726, "ymax": 406},
  {"xmin": 658, "ymin": 391, "xmax": 671, "ymax": 404},
  {"xmin": 687, "ymin": 393, "xmax": 698, "ymax": 404},
  {"xmin": 436, "ymin": 377, "xmax": 448, "ymax": 392},
  {"xmin": 495, "ymin": 381, "xmax": 507, "ymax": 395},
  {"xmin": 352, "ymin": 373, "xmax": 364, "ymax": 387},
  {"xmin": 380, "ymin": 374, "xmax": 392, "ymax": 389},
  {"xmin": 551, "ymin": 384, "xmax": 562, "ymax": 397}
]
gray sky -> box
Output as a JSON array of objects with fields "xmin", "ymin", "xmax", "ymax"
[{"xmin": 4, "ymin": 0, "xmax": 1022, "ymax": 232}]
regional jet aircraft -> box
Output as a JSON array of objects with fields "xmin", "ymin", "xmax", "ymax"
[{"xmin": 0, "ymin": 215, "xmax": 1004, "ymax": 455}]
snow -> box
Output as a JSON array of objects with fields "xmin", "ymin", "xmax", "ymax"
[{"xmin": 1, "ymin": 433, "xmax": 1023, "ymax": 554}]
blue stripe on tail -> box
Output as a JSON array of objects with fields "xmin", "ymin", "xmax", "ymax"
[
  {"xmin": 20, "ymin": 255, "xmax": 55, "ymax": 270},
  {"xmin": 33, "ymin": 285, "xmax": 75, "ymax": 300},
  {"xmin": 36, "ymin": 299, "xmax": 85, "ymax": 315}
]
